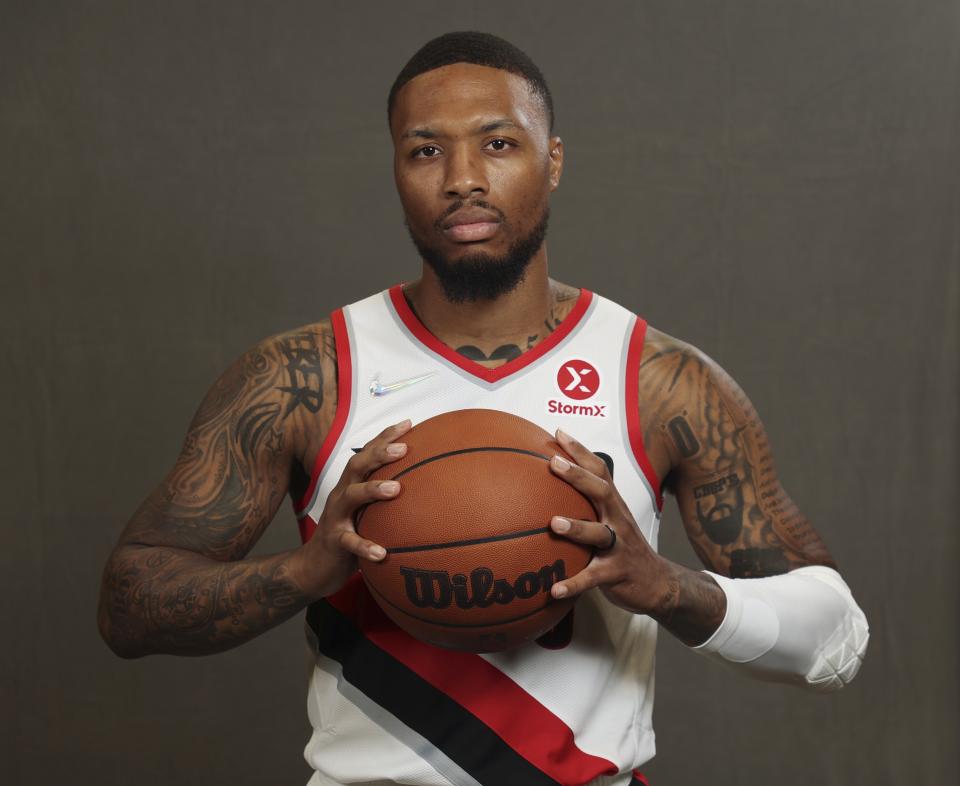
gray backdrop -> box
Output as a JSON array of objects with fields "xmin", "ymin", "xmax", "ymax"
[{"xmin": 3, "ymin": 1, "xmax": 957, "ymax": 784}]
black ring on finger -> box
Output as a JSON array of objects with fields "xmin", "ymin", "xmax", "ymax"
[{"xmin": 599, "ymin": 524, "xmax": 617, "ymax": 551}]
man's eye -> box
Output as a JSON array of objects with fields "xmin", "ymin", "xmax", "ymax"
[
  {"xmin": 413, "ymin": 145, "xmax": 440, "ymax": 158},
  {"xmin": 487, "ymin": 139, "xmax": 512, "ymax": 151}
]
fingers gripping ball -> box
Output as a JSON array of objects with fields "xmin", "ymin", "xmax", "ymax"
[{"xmin": 358, "ymin": 409, "xmax": 595, "ymax": 652}]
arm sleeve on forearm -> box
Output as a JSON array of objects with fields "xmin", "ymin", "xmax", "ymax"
[{"xmin": 691, "ymin": 565, "xmax": 869, "ymax": 692}]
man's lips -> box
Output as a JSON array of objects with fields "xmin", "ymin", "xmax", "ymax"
[
  {"xmin": 444, "ymin": 222, "xmax": 500, "ymax": 242},
  {"xmin": 440, "ymin": 207, "xmax": 502, "ymax": 243}
]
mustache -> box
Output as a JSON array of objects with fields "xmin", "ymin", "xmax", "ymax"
[{"xmin": 433, "ymin": 200, "xmax": 506, "ymax": 231}]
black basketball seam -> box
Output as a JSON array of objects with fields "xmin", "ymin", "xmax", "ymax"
[
  {"xmin": 384, "ymin": 525, "xmax": 552, "ymax": 554},
  {"xmin": 364, "ymin": 579, "xmax": 567, "ymax": 629},
  {"xmin": 355, "ymin": 446, "xmax": 599, "ymax": 535},
  {"xmin": 390, "ymin": 446, "xmax": 551, "ymax": 480},
  {"xmin": 355, "ymin": 446, "xmax": 550, "ymax": 532}
]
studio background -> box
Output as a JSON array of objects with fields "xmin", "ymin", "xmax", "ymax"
[{"xmin": 3, "ymin": 2, "xmax": 957, "ymax": 785}]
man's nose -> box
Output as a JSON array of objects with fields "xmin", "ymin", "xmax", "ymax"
[{"xmin": 442, "ymin": 146, "xmax": 488, "ymax": 198}]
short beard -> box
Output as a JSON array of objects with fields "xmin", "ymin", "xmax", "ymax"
[{"xmin": 407, "ymin": 204, "xmax": 550, "ymax": 304}]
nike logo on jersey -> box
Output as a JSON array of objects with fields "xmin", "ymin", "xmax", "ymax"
[{"xmin": 369, "ymin": 372, "xmax": 436, "ymax": 397}]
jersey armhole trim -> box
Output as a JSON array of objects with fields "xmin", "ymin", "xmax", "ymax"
[
  {"xmin": 293, "ymin": 308, "xmax": 353, "ymax": 528},
  {"xmin": 625, "ymin": 317, "xmax": 664, "ymax": 510}
]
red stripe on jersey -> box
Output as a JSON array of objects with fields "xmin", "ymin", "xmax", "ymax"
[
  {"xmin": 625, "ymin": 318, "xmax": 663, "ymax": 509},
  {"xmin": 389, "ymin": 285, "xmax": 594, "ymax": 384},
  {"xmin": 294, "ymin": 308, "xmax": 353, "ymax": 528},
  {"xmin": 328, "ymin": 576, "xmax": 618, "ymax": 785}
]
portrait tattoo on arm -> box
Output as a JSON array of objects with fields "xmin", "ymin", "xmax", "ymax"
[{"xmin": 639, "ymin": 337, "xmax": 835, "ymax": 578}]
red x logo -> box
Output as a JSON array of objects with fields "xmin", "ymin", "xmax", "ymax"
[{"xmin": 557, "ymin": 360, "xmax": 600, "ymax": 400}]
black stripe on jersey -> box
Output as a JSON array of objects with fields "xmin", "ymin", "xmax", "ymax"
[{"xmin": 307, "ymin": 600, "xmax": 562, "ymax": 786}]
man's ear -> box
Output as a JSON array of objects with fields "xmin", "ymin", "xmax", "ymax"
[{"xmin": 548, "ymin": 136, "xmax": 564, "ymax": 191}]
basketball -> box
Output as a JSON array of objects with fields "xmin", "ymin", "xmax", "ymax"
[{"xmin": 357, "ymin": 408, "xmax": 596, "ymax": 652}]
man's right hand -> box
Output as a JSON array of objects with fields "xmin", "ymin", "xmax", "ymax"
[{"xmin": 292, "ymin": 419, "xmax": 413, "ymax": 600}]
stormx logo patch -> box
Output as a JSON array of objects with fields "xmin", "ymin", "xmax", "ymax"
[
  {"xmin": 548, "ymin": 358, "xmax": 607, "ymax": 417},
  {"xmin": 557, "ymin": 360, "xmax": 600, "ymax": 400}
]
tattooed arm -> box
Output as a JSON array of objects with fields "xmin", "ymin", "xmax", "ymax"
[
  {"xmin": 548, "ymin": 327, "xmax": 866, "ymax": 686},
  {"xmin": 98, "ymin": 325, "xmax": 408, "ymax": 658},
  {"xmin": 627, "ymin": 328, "xmax": 837, "ymax": 643},
  {"xmin": 646, "ymin": 336, "xmax": 869, "ymax": 690}
]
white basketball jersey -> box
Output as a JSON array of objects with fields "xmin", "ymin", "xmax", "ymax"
[{"xmin": 294, "ymin": 286, "xmax": 663, "ymax": 786}]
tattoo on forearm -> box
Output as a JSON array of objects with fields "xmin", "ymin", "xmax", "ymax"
[
  {"xmin": 651, "ymin": 568, "xmax": 727, "ymax": 646},
  {"xmin": 100, "ymin": 546, "xmax": 307, "ymax": 656}
]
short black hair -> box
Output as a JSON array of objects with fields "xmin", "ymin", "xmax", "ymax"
[{"xmin": 388, "ymin": 31, "xmax": 555, "ymax": 133}]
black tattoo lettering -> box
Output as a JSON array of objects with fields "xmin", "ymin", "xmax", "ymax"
[
  {"xmin": 694, "ymin": 473, "xmax": 740, "ymax": 499},
  {"xmin": 277, "ymin": 333, "xmax": 323, "ymax": 417}
]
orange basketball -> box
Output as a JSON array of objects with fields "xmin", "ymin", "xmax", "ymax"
[{"xmin": 357, "ymin": 408, "xmax": 595, "ymax": 652}]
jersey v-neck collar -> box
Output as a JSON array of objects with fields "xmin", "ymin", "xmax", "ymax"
[{"xmin": 387, "ymin": 284, "xmax": 594, "ymax": 384}]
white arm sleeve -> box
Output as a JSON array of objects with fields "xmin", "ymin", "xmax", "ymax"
[{"xmin": 691, "ymin": 565, "xmax": 869, "ymax": 692}]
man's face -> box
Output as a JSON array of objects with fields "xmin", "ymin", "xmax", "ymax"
[{"xmin": 390, "ymin": 63, "xmax": 563, "ymax": 301}]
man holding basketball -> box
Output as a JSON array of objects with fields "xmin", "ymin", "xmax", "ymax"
[{"xmin": 99, "ymin": 32, "xmax": 868, "ymax": 786}]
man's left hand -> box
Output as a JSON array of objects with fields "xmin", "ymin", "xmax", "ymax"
[{"xmin": 547, "ymin": 429, "xmax": 672, "ymax": 615}]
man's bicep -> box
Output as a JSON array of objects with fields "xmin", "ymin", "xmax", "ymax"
[
  {"xmin": 117, "ymin": 328, "xmax": 331, "ymax": 561},
  {"xmin": 658, "ymin": 347, "xmax": 836, "ymax": 577}
]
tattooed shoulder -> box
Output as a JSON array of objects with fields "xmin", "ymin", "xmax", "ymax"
[
  {"xmin": 271, "ymin": 321, "xmax": 337, "ymax": 423},
  {"xmin": 636, "ymin": 328, "xmax": 709, "ymax": 469},
  {"xmin": 120, "ymin": 321, "xmax": 336, "ymax": 559},
  {"xmin": 190, "ymin": 321, "xmax": 336, "ymax": 445}
]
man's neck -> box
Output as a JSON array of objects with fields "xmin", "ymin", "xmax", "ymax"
[{"xmin": 402, "ymin": 257, "xmax": 580, "ymax": 369}]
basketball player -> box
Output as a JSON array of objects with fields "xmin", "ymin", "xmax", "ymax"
[{"xmin": 98, "ymin": 32, "xmax": 869, "ymax": 786}]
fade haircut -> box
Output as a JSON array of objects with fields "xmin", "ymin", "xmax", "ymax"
[{"xmin": 388, "ymin": 31, "xmax": 555, "ymax": 133}]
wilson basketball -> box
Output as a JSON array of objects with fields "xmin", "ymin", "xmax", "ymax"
[{"xmin": 357, "ymin": 408, "xmax": 595, "ymax": 652}]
